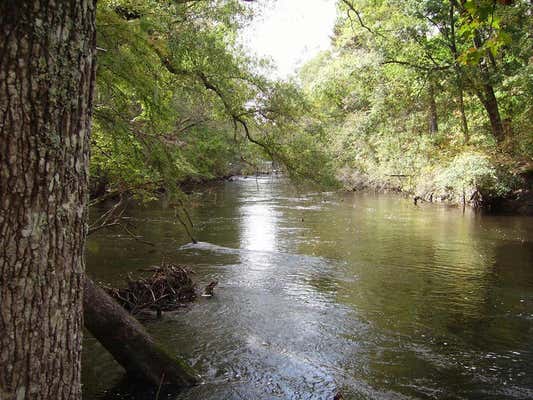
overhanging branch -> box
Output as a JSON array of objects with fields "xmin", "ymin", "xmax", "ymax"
[{"xmin": 341, "ymin": 0, "xmax": 386, "ymax": 38}]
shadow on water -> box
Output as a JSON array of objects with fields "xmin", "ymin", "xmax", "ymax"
[
  {"xmin": 95, "ymin": 378, "xmax": 181, "ymax": 400},
  {"xmin": 83, "ymin": 177, "xmax": 533, "ymax": 400}
]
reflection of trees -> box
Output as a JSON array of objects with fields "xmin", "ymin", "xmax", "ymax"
[
  {"xmin": 468, "ymin": 240, "xmax": 533, "ymax": 350},
  {"xmin": 291, "ymin": 191, "xmax": 533, "ymax": 397},
  {"xmin": 293, "ymin": 193, "xmax": 501, "ymax": 337},
  {"xmin": 491, "ymin": 241, "xmax": 533, "ymax": 287}
]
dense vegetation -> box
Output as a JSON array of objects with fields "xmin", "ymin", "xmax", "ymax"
[
  {"xmin": 92, "ymin": 0, "xmax": 532, "ymax": 209},
  {"xmin": 93, "ymin": 0, "xmax": 258, "ymax": 198},
  {"xmin": 92, "ymin": 0, "xmax": 332, "ymax": 203},
  {"xmin": 299, "ymin": 0, "xmax": 532, "ymax": 206}
]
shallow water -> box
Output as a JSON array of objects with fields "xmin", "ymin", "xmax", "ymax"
[{"xmin": 83, "ymin": 177, "xmax": 533, "ymax": 400}]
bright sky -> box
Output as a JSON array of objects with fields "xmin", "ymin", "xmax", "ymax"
[{"xmin": 240, "ymin": 0, "xmax": 337, "ymax": 78}]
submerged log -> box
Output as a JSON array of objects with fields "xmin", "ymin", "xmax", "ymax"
[{"xmin": 83, "ymin": 278, "xmax": 201, "ymax": 386}]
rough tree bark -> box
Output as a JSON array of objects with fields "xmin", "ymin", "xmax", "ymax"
[
  {"xmin": 0, "ymin": 1, "xmax": 96, "ymax": 399},
  {"xmin": 84, "ymin": 278, "xmax": 201, "ymax": 386}
]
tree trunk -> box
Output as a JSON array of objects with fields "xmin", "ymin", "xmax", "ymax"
[
  {"xmin": 83, "ymin": 278, "xmax": 201, "ymax": 387},
  {"xmin": 472, "ymin": 30, "xmax": 505, "ymax": 142},
  {"xmin": 0, "ymin": 1, "xmax": 96, "ymax": 399},
  {"xmin": 449, "ymin": 2, "xmax": 469, "ymax": 143},
  {"xmin": 457, "ymin": 85, "xmax": 469, "ymax": 143},
  {"xmin": 478, "ymin": 83, "xmax": 505, "ymax": 142},
  {"xmin": 428, "ymin": 81, "xmax": 438, "ymax": 134}
]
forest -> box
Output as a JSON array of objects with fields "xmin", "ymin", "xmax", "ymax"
[
  {"xmin": 88, "ymin": 0, "xmax": 532, "ymax": 210},
  {"xmin": 0, "ymin": 1, "xmax": 532, "ymax": 400}
]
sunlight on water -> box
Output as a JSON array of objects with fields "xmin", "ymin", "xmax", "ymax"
[
  {"xmin": 84, "ymin": 177, "xmax": 533, "ymax": 400},
  {"xmin": 240, "ymin": 203, "xmax": 278, "ymax": 252}
]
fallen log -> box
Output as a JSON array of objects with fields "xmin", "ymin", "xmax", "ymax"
[{"xmin": 83, "ymin": 277, "xmax": 201, "ymax": 387}]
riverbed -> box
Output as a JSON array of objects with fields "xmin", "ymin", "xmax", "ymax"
[{"xmin": 83, "ymin": 177, "xmax": 533, "ymax": 400}]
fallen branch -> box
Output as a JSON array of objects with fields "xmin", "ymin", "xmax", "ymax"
[{"xmin": 102, "ymin": 263, "xmax": 197, "ymax": 315}]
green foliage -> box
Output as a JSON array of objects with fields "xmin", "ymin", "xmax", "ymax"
[
  {"xmin": 296, "ymin": 0, "xmax": 531, "ymax": 203},
  {"xmin": 92, "ymin": 0, "xmax": 272, "ymax": 198},
  {"xmin": 435, "ymin": 152, "xmax": 498, "ymax": 195},
  {"xmin": 91, "ymin": 0, "xmax": 339, "ymax": 202},
  {"xmin": 91, "ymin": 0, "xmax": 530, "ymax": 208}
]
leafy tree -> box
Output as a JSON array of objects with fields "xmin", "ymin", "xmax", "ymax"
[
  {"xmin": 299, "ymin": 0, "xmax": 531, "ymax": 202},
  {"xmin": 91, "ymin": 0, "xmax": 336, "ymax": 201}
]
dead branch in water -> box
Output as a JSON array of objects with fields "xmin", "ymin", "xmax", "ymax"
[{"xmin": 103, "ymin": 263, "xmax": 197, "ymax": 316}]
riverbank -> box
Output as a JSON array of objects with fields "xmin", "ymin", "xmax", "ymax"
[
  {"xmin": 90, "ymin": 152, "xmax": 532, "ymax": 215},
  {"xmin": 336, "ymin": 156, "xmax": 533, "ymax": 215},
  {"xmin": 89, "ymin": 159, "xmax": 280, "ymax": 202}
]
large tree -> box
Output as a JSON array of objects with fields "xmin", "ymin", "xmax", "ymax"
[{"xmin": 0, "ymin": 1, "xmax": 96, "ymax": 399}]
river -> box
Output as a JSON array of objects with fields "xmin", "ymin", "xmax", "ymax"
[{"xmin": 83, "ymin": 177, "xmax": 533, "ymax": 400}]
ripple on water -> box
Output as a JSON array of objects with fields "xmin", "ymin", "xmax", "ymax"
[{"xmin": 84, "ymin": 179, "xmax": 533, "ymax": 400}]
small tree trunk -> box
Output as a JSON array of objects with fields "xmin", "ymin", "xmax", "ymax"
[
  {"xmin": 83, "ymin": 278, "xmax": 200, "ymax": 387},
  {"xmin": 457, "ymin": 86, "xmax": 469, "ymax": 143},
  {"xmin": 449, "ymin": 2, "xmax": 469, "ymax": 143},
  {"xmin": 0, "ymin": 1, "xmax": 96, "ymax": 399},
  {"xmin": 428, "ymin": 81, "xmax": 438, "ymax": 134}
]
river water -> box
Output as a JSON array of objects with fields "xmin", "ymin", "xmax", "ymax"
[{"xmin": 83, "ymin": 177, "xmax": 533, "ymax": 400}]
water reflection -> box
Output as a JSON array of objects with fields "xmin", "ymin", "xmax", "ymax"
[
  {"xmin": 239, "ymin": 180, "xmax": 279, "ymax": 252},
  {"xmin": 238, "ymin": 180, "xmax": 280, "ymax": 288},
  {"xmin": 83, "ymin": 177, "xmax": 533, "ymax": 400}
]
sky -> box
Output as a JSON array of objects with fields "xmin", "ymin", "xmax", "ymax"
[{"xmin": 240, "ymin": 0, "xmax": 337, "ymax": 78}]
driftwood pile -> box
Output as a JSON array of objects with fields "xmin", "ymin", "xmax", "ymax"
[{"xmin": 103, "ymin": 263, "xmax": 197, "ymax": 316}]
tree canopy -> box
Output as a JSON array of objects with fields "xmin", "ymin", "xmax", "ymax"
[
  {"xmin": 91, "ymin": 0, "xmax": 337, "ymax": 203},
  {"xmin": 90, "ymin": 0, "xmax": 531, "ymax": 205},
  {"xmin": 298, "ymin": 0, "xmax": 531, "ymax": 203}
]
